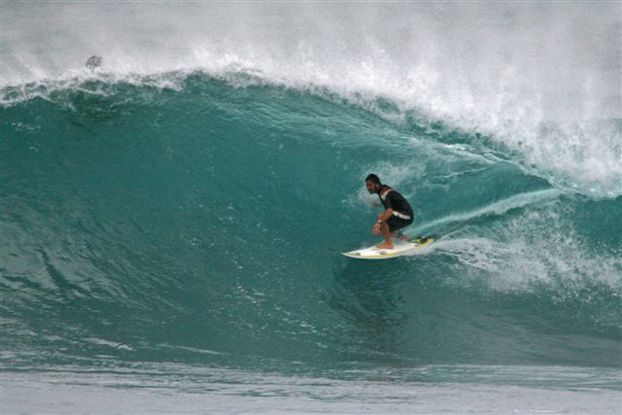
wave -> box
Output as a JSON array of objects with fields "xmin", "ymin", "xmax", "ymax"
[{"xmin": 2, "ymin": 75, "xmax": 620, "ymax": 374}]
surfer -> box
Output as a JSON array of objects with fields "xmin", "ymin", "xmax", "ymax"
[{"xmin": 365, "ymin": 174, "xmax": 414, "ymax": 249}]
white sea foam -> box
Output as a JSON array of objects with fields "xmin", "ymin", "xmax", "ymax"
[
  {"xmin": 433, "ymin": 204, "xmax": 622, "ymax": 293},
  {"xmin": 412, "ymin": 188, "xmax": 562, "ymax": 235},
  {"xmin": 3, "ymin": 2, "xmax": 620, "ymax": 196}
]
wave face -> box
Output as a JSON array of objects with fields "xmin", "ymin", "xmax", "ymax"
[{"xmin": 1, "ymin": 74, "xmax": 621, "ymax": 376}]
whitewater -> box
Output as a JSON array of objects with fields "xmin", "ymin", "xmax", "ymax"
[{"xmin": 1, "ymin": 2, "xmax": 621, "ymax": 414}]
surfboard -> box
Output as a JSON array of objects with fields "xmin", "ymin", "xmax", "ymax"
[{"xmin": 342, "ymin": 237, "xmax": 434, "ymax": 260}]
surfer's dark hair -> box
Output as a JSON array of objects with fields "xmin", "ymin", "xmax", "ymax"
[{"xmin": 365, "ymin": 174, "xmax": 381, "ymax": 185}]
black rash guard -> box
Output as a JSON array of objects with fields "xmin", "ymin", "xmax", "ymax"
[{"xmin": 378, "ymin": 186, "xmax": 413, "ymax": 220}]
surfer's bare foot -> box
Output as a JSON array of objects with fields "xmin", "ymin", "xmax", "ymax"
[{"xmin": 376, "ymin": 242, "xmax": 394, "ymax": 249}]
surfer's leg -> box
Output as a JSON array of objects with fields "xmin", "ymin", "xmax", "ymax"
[
  {"xmin": 387, "ymin": 216, "xmax": 414, "ymax": 242},
  {"xmin": 376, "ymin": 222, "xmax": 394, "ymax": 249}
]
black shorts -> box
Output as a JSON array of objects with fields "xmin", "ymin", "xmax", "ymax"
[{"xmin": 387, "ymin": 215, "xmax": 413, "ymax": 233}]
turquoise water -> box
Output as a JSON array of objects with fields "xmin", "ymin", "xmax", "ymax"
[
  {"xmin": 1, "ymin": 3, "xmax": 621, "ymax": 413},
  {"xmin": 2, "ymin": 74, "xmax": 621, "ymax": 413}
]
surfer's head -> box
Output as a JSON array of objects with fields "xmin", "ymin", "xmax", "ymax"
[{"xmin": 365, "ymin": 174, "xmax": 382, "ymax": 194}]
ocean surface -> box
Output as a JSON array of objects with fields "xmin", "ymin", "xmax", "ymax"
[{"xmin": 1, "ymin": 2, "xmax": 621, "ymax": 414}]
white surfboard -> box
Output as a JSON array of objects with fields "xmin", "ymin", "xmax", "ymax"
[{"xmin": 342, "ymin": 237, "xmax": 434, "ymax": 260}]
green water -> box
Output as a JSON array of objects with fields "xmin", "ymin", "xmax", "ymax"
[{"xmin": 2, "ymin": 76, "xmax": 620, "ymax": 377}]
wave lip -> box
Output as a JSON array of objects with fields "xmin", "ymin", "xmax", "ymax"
[
  {"xmin": 3, "ymin": 2, "xmax": 621, "ymax": 198},
  {"xmin": 3, "ymin": 69, "xmax": 621, "ymax": 199}
]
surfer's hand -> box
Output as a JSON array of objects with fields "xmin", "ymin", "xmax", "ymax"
[{"xmin": 373, "ymin": 223, "xmax": 380, "ymax": 235}]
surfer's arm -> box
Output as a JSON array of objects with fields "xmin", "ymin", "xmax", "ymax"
[
  {"xmin": 377, "ymin": 194, "xmax": 394, "ymax": 223},
  {"xmin": 372, "ymin": 208, "xmax": 393, "ymax": 235},
  {"xmin": 377, "ymin": 208, "xmax": 394, "ymax": 223}
]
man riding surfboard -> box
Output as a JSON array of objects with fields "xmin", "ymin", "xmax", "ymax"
[{"xmin": 365, "ymin": 174, "xmax": 414, "ymax": 249}]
